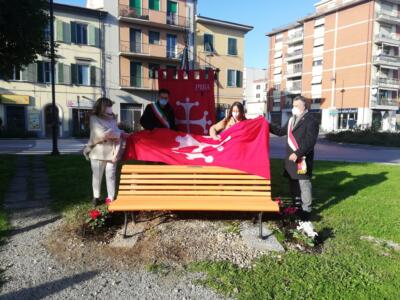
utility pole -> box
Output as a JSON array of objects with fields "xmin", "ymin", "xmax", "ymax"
[{"xmin": 50, "ymin": 0, "xmax": 60, "ymax": 155}]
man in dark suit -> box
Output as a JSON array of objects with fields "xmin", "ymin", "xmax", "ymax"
[
  {"xmin": 140, "ymin": 88, "xmax": 176, "ymax": 130},
  {"xmin": 269, "ymin": 95, "xmax": 319, "ymax": 220}
]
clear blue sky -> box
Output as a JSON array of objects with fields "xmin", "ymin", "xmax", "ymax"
[{"xmin": 56, "ymin": 0, "xmax": 317, "ymax": 69}]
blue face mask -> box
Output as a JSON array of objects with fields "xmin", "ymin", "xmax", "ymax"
[{"xmin": 159, "ymin": 98, "xmax": 168, "ymax": 106}]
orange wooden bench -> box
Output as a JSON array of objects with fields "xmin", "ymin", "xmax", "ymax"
[{"xmin": 108, "ymin": 164, "xmax": 279, "ymax": 238}]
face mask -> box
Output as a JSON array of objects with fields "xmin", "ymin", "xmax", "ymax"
[
  {"xmin": 292, "ymin": 107, "xmax": 302, "ymax": 116},
  {"xmin": 105, "ymin": 106, "xmax": 113, "ymax": 116},
  {"xmin": 232, "ymin": 112, "xmax": 239, "ymax": 120},
  {"xmin": 159, "ymin": 98, "xmax": 168, "ymax": 106}
]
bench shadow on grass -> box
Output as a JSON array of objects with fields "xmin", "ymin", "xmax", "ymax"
[
  {"xmin": 312, "ymin": 170, "xmax": 388, "ymax": 215},
  {"xmin": 0, "ymin": 271, "xmax": 98, "ymax": 300}
]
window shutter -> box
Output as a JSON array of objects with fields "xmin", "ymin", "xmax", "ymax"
[
  {"xmin": 63, "ymin": 22, "xmax": 71, "ymax": 43},
  {"xmin": 21, "ymin": 66, "xmax": 28, "ymax": 81},
  {"xmin": 27, "ymin": 64, "xmax": 37, "ymax": 82},
  {"xmin": 94, "ymin": 27, "xmax": 100, "ymax": 48},
  {"xmin": 90, "ymin": 66, "xmax": 96, "ymax": 86},
  {"xmin": 58, "ymin": 63, "xmax": 64, "ymax": 84},
  {"xmin": 37, "ymin": 62, "xmax": 44, "ymax": 83},
  {"xmin": 56, "ymin": 19, "xmax": 63, "ymax": 42},
  {"xmin": 236, "ymin": 70, "xmax": 242, "ymax": 87},
  {"xmin": 71, "ymin": 22, "xmax": 77, "ymax": 44},
  {"xmin": 96, "ymin": 67, "xmax": 101, "ymax": 86},
  {"xmin": 71, "ymin": 64, "xmax": 77, "ymax": 84},
  {"xmin": 88, "ymin": 25, "xmax": 95, "ymax": 46},
  {"xmin": 227, "ymin": 70, "xmax": 234, "ymax": 87},
  {"xmin": 64, "ymin": 64, "xmax": 71, "ymax": 85}
]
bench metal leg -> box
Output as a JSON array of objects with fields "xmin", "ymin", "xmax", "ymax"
[
  {"xmin": 123, "ymin": 212, "xmax": 128, "ymax": 238},
  {"xmin": 259, "ymin": 212, "xmax": 263, "ymax": 239},
  {"xmin": 131, "ymin": 212, "xmax": 136, "ymax": 224}
]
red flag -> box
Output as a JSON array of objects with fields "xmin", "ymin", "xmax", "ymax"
[
  {"xmin": 158, "ymin": 69, "xmax": 216, "ymax": 135},
  {"xmin": 123, "ymin": 117, "xmax": 270, "ymax": 179}
]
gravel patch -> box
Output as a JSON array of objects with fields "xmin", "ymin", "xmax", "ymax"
[{"xmin": 0, "ymin": 156, "xmax": 226, "ymax": 300}]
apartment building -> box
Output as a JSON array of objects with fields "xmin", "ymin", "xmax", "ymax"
[
  {"xmin": 87, "ymin": 0, "xmax": 196, "ymax": 131},
  {"xmin": 195, "ymin": 15, "xmax": 253, "ymax": 117},
  {"xmin": 243, "ymin": 67, "xmax": 268, "ymax": 119},
  {"xmin": 267, "ymin": 0, "xmax": 400, "ymax": 132},
  {"xmin": 0, "ymin": 3, "xmax": 106, "ymax": 137}
]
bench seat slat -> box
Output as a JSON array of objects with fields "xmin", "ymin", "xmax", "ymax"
[
  {"xmin": 108, "ymin": 196, "xmax": 279, "ymax": 212},
  {"xmin": 118, "ymin": 185, "xmax": 271, "ymax": 191},
  {"xmin": 121, "ymin": 174, "xmax": 263, "ymax": 179},
  {"xmin": 117, "ymin": 190, "xmax": 271, "ymax": 196},
  {"xmin": 119, "ymin": 179, "xmax": 270, "ymax": 185},
  {"xmin": 122, "ymin": 165, "xmax": 248, "ymax": 174}
]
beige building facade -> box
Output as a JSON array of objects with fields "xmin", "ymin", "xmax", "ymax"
[
  {"xmin": 0, "ymin": 3, "xmax": 106, "ymax": 137},
  {"xmin": 195, "ymin": 16, "xmax": 253, "ymax": 117},
  {"xmin": 267, "ymin": 0, "xmax": 400, "ymax": 132}
]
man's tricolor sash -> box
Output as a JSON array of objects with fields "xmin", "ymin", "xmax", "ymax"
[
  {"xmin": 287, "ymin": 117, "xmax": 307, "ymax": 175},
  {"xmin": 150, "ymin": 103, "xmax": 170, "ymax": 129}
]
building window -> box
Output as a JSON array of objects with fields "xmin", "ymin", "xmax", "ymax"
[
  {"xmin": 148, "ymin": 63, "xmax": 160, "ymax": 79},
  {"xmin": 149, "ymin": 31, "xmax": 160, "ymax": 45},
  {"xmin": 256, "ymin": 93, "xmax": 261, "ymax": 98},
  {"xmin": 204, "ymin": 33, "xmax": 214, "ymax": 53},
  {"xmin": 149, "ymin": 0, "xmax": 160, "ymax": 11},
  {"xmin": 44, "ymin": 23, "xmax": 51, "ymax": 41},
  {"xmin": 37, "ymin": 61, "xmax": 51, "ymax": 83},
  {"xmin": 228, "ymin": 38, "xmax": 237, "ymax": 55},
  {"xmin": 256, "ymin": 85, "xmax": 261, "ymax": 90},
  {"xmin": 227, "ymin": 69, "xmax": 242, "ymax": 87},
  {"xmin": 73, "ymin": 23, "xmax": 88, "ymax": 45},
  {"xmin": 313, "ymin": 59, "xmax": 323, "ymax": 66},
  {"xmin": 71, "ymin": 64, "xmax": 90, "ymax": 85}
]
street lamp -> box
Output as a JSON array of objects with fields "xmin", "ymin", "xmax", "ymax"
[{"xmin": 49, "ymin": 0, "xmax": 60, "ymax": 155}]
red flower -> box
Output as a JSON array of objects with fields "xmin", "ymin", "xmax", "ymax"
[
  {"xmin": 89, "ymin": 209, "xmax": 101, "ymax": 220},
  {"xmin": 274, "ymin": 197, "xmax": 283, "ymax": 207},
  {"xmin": 283, "ymin": 207, "xmax": 298, "ymax": 215}
]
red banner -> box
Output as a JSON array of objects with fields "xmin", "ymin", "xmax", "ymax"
[
  {"xmin": 158, "ymin": 69, "xmax": 216, "ymax": 135},
  {"xmin": 123, "ymin": 117, "xmax": 271, "ymax": 179}
]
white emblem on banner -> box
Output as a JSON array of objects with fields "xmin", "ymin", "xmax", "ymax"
[
  {"xmin": 172, "ymin": 134, "xmax": 232, "ymax": 163},
  {"xmin": 176, "ymin": 97, "xmax": 212, "ymax": 134}
]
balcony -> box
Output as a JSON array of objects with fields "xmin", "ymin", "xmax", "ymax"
[
  {"xmin": 119, "ymin": 5, "xmax": 188, "ymax": 31},
  {"xmin": 286, "ymin": 50, "xmax": 303, "ymax": 62},
  {"xmin": 372, "ymin": 76, "xmax": 400, "ymax": 89},
  {"xmin": 120, "ymin": 76, "xmax": 157, "ymax": 90},
  {"xmin": 371, "ymin": 96, "xmax": 399, "ymax": 107},
  {"xmin": 287, "ymin": 81, "xmax": 302, "ymax": 94},
  {"xmin": 375, "ymin": 33, "xmax": 400, "ymax": 45},
  {"xmin": 375, "ymin": 10, "xmax": 400, "ymax": 25},
  {"xmin": 286, "ymin": 64, "xmax": 303, "ymax": 78},
  {"xmin": 373, "ymin": 54, "xmax": 400, "ymax": 67},
  {"xmin": 286, "ymin": 32, "xmax": 304, "ymax": 45},
  {"xmin": 120, "ymin": 41, "xmax": 184, "ymax": 61}
]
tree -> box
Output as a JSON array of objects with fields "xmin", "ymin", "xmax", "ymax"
[{"xmin": 0, "ymin": 0, "xmax": 50, "ymax": 79}]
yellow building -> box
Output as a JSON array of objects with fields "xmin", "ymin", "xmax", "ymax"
[
  {"xmin": 0, "ymin": 3, "xmax": 106, "ymax": 137},
  {"xmin": 195, "ymin": 15, "xmax": 253, "ymax": 114}
]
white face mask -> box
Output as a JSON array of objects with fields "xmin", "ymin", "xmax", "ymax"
[
  {"xmin": 232, "ymin": 112, "xmax": 239, "ymax": 120},
  {"xmin": 292, "ymin": 107, "xmax": 302, "ymax": 116},
  {"xmin": 105, "ymin": 106, "xmax": 113, "ymax": 116}
]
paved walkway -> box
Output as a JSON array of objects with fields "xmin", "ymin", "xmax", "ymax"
[
  {"xmin": 0, "ymin": 137, "xmax": 399, "ymax": 164},
  {"xmin": 0, "ymin": 156, "xmax": 223, "ymax": 300}
]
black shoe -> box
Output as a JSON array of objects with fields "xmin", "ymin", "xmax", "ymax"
[
  {"xmin": 292, "ymin": 197, "xmax": 302, "ymax": 208},
  {"xmin": 92, "ymin": 197, "xmax": 100, "ymax": 207}
]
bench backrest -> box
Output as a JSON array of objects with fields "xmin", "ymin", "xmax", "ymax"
[{"xmin": 118, "ymin": 164, "xmax": 271, "ymax": 198}]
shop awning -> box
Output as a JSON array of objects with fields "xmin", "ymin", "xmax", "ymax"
[{"xmin": 0, "ymin": 94, "xmax": 30, "ymax": 105}]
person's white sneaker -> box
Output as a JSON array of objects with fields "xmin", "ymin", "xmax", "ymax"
[{"xmin": 297, "ymin": 221, "xmax": 318, "ymax": 239}]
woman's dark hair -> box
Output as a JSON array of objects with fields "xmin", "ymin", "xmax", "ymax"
[
  {"xmin": 93, "ymin": 97, "xmax": 114, "ymax": 117},
  {"xmin": 226, "ymin": 101, "xmax": 246, "ymax": 121}
]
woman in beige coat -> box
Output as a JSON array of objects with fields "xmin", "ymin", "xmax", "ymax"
[
  {"xmin": 87, "ymin": 97, "xmax": 128, "ymax": 206},
  {"xmin": 209, "ymin": 102, "xmax": 246, "ymax": 141}
]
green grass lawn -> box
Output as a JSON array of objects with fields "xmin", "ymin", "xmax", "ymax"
[
  {"xmin": 44, "ymin": 156, "xmax": 400, "ymax": 299},
  {"xmin": 0, "ymin": 155, "xmax": 16, "ymax": 241}
]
